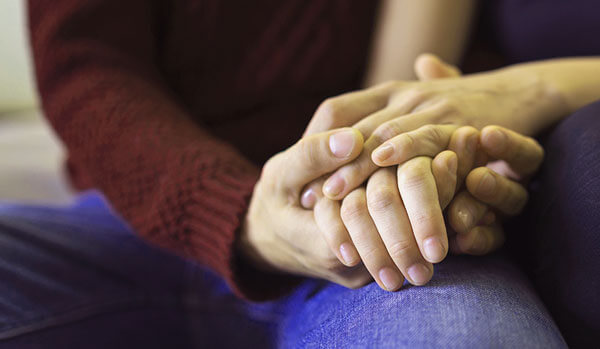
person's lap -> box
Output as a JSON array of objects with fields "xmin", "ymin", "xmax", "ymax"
[
  {"xmin": 8, "ymin": 97, "xmax": 600, "ymax": 349},
  {"xmin": 0, "ymin": 191, "xmax": 565, "ymax": 348}
]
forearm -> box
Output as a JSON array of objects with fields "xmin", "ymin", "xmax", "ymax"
[
  {"xmin": 364, "ymin": 0, "xmax": 476, "ymax": 86},
  {"xmin": 500, "ymin": 57, "xmax": 600, "ymax": 133},
  {"xmin": 29, "ymin": 0, "xmax": 268, "ymax": 300}
]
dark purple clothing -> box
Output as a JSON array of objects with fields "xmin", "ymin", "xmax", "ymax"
[
  {"xmin": 483, "ymin": 0, "xmax": 600, "ymax": 63},
  {"xmin": 477, "ymin": 3, "xmax": 600, "ymax": 346},
  {"xmin": 515, "ymin": 102, "xmax": 600, "ymax": 348}
]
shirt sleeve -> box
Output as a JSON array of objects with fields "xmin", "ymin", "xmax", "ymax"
[{"xmin": 28, "ymin": 0, "xmax": 300, "ymax": 301}]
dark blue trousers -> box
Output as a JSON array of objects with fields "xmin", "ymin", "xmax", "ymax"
[{"xmin": 513, "ymin": 99, "xmax": 600, "ymax": 347}]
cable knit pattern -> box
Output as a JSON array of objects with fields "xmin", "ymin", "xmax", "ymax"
[{"xmin": 28, "ymin": 0, "xmax": 377, "ymax": 300}]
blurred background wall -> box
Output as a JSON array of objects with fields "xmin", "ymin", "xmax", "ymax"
[
  {"xmin": 0, "ymin": 1, "xmax": 74, "ymax": 204},
  {"xmin": 0, "ymin": 0, "xmax": 39, "ymax": 112}
]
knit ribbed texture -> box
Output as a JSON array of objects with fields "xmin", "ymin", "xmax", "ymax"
[{"xmin": 28, "ymin": 0, "xmax": 377, "ymax": 300}]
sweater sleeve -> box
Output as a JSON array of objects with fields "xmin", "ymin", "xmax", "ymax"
[{"xmin": 28, "ymin": 0, "xmax": 298, "ymax": 300}]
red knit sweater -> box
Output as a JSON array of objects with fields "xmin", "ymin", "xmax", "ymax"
[{"xmin": 28, "ymin": 0, "xmax": 378, "ymax": 300}]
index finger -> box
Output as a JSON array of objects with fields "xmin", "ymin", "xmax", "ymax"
[
  {"xmin": 480, "ymin": 126, "xmax": 544, "ymax": 177},
  {"xmin": 397, "ymin": 156, "xmax": 448, "ymax": 263},
  {"xmin": 303, "ymin": 83, "xmax": 394, "ymax": 136},
  {"xmin": 322, "ymin": 109, "xmax": 438, "ymax": 200},
  {"xmin": 276, "ymin": 128, "xmax": 364, "ymax": 191}
]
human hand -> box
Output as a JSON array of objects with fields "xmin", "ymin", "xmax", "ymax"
[
  {"xmin": 445, "ymin": 126, "xmax": 545, "ymax": 255},
  {"xmin": 303, "ymin": 125, "xmax": 480, "ymax": 291},
  {"xmin": 305, "ymin": 59, "xmax": 554, "ymax": 202},
  {"xmin": 238, "ymin": 128, "xmax": 374, "ymax": 288},
  {"xmin": 297, "ymin": 55, "xmax": 472, "ymax": 291}
]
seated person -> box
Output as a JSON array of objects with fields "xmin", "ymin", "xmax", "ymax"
[{"xmin": 1, "ymin": 0, "xmax": 597, "ymax": 347}]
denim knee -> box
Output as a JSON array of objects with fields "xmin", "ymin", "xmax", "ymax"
[
  {"xmin": 280, "ymin": 256, "xmax": 566, "ymax": 348},
  {"xmin": 520, "ymin": 99, "xmax": 600, "ymax": 347}
]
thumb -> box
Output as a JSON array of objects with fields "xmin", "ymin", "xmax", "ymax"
[
  {"xmin": 273, "ymin": 128, "xmax": 364, "ymax": 192},
  {"xmin": 414, "ymin": 53, "xmax": 461, "ymax": 81}
]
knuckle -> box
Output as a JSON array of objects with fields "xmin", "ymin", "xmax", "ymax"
[
  {"xmin": 387, "ymin": 239, "xmax": 414, "ymax": 261},
  {"xmin": 398, "ymin": 161, "xmax": 428, "ymax": 189},
  {"xmin": 317, "ymin": 98, "xmax": 334, "ymax": 112},
  {"xmin": 341, "ymin": 195, "xmax": 367, "ymax": 222},
  {"xmin": 316, "ymin": 98, "xmax": 342, "ymax": 123},
  {"xmin": 262, "ymin": 156, "xmax": 279, "ymax": 176},
  {"xmin": 421, "ymin": 124, "xmax": 445, "ymax": 145},
  {"xmin": 436, "ymin": 97, "xmax": 459, "ymax": 114},
  {"xmin": 378, "ymin": 80, "xmax": 401, "ymax": 92},
  {"xmin": 358, "ymin": 246, "xmax": 381, "ymax": 264},
  {"xmin": 367, "ymin": 187, "xmax": 397, "ymax": 211},
  {"xmin": 410, "ymin": 211, "xmax": 435, "ymax": 227},
  {"xmin": 373, "ymin": 121, "xmax": 401, "ymax": 143},
  {"xmin": 296, "ymin": 138, "xmax": 321, "ymax": 172},
  {"xmin": 406, "ymin": 87, "xmax": 430, "ymax": 105}
]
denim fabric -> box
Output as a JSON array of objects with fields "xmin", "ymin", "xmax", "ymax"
[
  {"xmin": 0, "ymin": 192, "xmax": 566, "ymax": 348},
  {"xmin": 280, "ymin": 257, "xmax": 565, "ymax": 348}
]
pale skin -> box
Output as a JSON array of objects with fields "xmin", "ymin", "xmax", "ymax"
[
  {"xmin": 238, "ymin": 1, "xmax": 600, "ymax": 291},
  {"xmin": 300, "ymin": 56, "xmax": 547, "ymax": 290}
]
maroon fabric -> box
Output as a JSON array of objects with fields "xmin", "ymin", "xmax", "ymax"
[{"xmin": 28, "ymin": 0, "xmax": 378, "ymax": 300}]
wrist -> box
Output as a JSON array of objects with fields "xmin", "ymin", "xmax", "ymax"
[
  {"xmin": 236, "ymin": 204, "xmax": 282, "ymax": 275},
  {"xmin": 494, "ymin": 65, "xmax": 570, "ymax": 135}
]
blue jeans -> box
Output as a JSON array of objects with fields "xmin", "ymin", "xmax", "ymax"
[
  {"xmin": 0, "ymin": 192, "xmax": 565, "ymax": 348},
  {"xmin": 7, "ymin": 98, "xmax": 600, "ymax": 348}
]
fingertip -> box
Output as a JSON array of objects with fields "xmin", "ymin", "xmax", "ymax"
[
  {"xmin": 455, "ymin": 227, "xmax": 489, "ymax": 255},
  {"xmin": 323, "ymin": 174, "xmax": 346, "ymax": 199},
  {"xmin": 465, "ymin": 167, "xmax": 490, "ymax": 192},
  {"xmin": 447, "ymin": 191, "xmax": 487, "ymax": 235},
  {"xmin": 406, "ymin": 263, "xmax": 433, "ymax": 286},
  {"xmin": 480, "ymin": 126, "xmax": 506, "ymax": 151},
  {"xmin": 422, "ymin": 236, "xmax": 448, "ymax": 263},
  {"xmin": 339, "ymin": 242, "xmax": 360, "ymax": 266},
  {"xmin": 371, "ymin": 142, "xmax": 395, "ymax": 166},
  {"xmin": 378, "ymin": 267, "xmax": 404, "ymax": 291},
  {"xmin": 329, "ymin": 128, "xmax": 364, "ymax": 159},
  {"xmin": 300, "ymin": 188, "xmax": 317, "ymax": 209},
  {"xmin": 466, "ymin": 167, "xmax": 497, "ymax": 200},
  {"xmin": 445, "ymin": 151, "xmax": 458, "ymax": 175}
]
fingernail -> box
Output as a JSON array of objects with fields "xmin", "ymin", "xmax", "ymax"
[
  {"xmin": 329, "ymin": 130, "xmax": 356, "ymax": 158},
  {"xmin": 373, "ymin": 143, "xmax": 394, "ymax": 163},
  {"xmin": 486, "ymin": 129, "xmax": 506, "ymax": 149},
  {"xmin": 457, "ymin": 209, "xmax": 473, "ymax": 231},
  {"xmin": 323, "ymin": 175, "xmax": 345, "ymax": 197},
  {"xmin": 407, "ymin": 263, "xmax": 431, "ymax": 285},
  {"xmin": 379, "ymin": 267, "xmax": 402, "ymax": 291},
  {"xmin": 477, "ymin": 172, "xmax": 496, "ymax": 196},
  {"xmin": 339, "ymin": 242, "xmax": 359, "ymax": 266},
  {"xmin": 300, "ymin": 188, "xmax": 316, "ymax": 208},
  {"xmin": 423, "ymin": 237, "xmax": 446, "ymax": 262}
]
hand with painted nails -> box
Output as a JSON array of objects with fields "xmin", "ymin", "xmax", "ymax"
[{"xmin": 238, "ymin": 128, "xmax": 373, "ymax": 289}]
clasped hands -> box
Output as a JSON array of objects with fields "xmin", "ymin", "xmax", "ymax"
[{"xmin": 239, "ymin": 55, "xmax": 544, "ymax": 292}]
